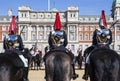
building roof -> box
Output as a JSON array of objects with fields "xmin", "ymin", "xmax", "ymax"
[
  {"xmin": 116, "ymin": 0, "xmax": 120, "ymax": 3},
  {"xmin": 0, "ymin": 16, "xmax": 11, "ymax": 21},
  {"xmin": 113, "ymin": 0, "xmax": 120, "ymax": 5}
]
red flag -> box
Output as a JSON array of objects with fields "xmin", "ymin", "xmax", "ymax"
[
  {"xmin": 9, "ymin": 16, "xmax": 17, "ymax": 34},
  {"xmin": 99, "ymin": 10, "xmax": 107, "ymax": 28},
  {"xmin": 54, "ymin": 12, "xmax": 62, "ymax": 30}
]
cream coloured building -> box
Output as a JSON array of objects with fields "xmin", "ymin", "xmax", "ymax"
[
  {"xmin": 0, "ymin": 0, "xmax": 120, "ymax": 55},
  {"xmin": 17, "ymin": 6, "xmax": 113, "ymax": 55}
]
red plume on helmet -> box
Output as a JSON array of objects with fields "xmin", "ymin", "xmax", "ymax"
[
  {"xmin": 9, "ymin": 16, "xmax": 17, "ymax": 34},
  {"xmin": 54, "ymin": 12, "xmax": 62, "ymax": 30},
  {"xmin": 99, "ymin": 10, "xmax": 107, "ymax": 28}
]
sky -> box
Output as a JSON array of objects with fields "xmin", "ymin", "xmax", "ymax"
[{"xmin": 0, "ymin": 0, "xmax": 113, "ymax": 16}]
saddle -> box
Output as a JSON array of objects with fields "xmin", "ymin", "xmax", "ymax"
[
  {"xmin": 0, "ymin": 51, "xmax": 24, "ymax": 68},
  {"xmin": 43, "ymin": 46, "xmax": 74, "ymax": 62}
]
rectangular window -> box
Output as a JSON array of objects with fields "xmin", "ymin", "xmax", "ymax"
[
  {"xmin": 38, "ymin": 26, "xmax": 44, "ymax": 31},
  {"xmin": 118, "ymin": 45, "xmax": 120, "ymax": 50},
  {"xmin": 117, "ymin": 26, "xmax": 120, "ymax": 30},
  {"xmin": 90, "ymin": 33, "xmax": 93, "ymax": 40},
  {"xmin": 84, "ymin": 34, "xmax": 88, "ymax": 40},
  {"xmin": 46, "ymin": 26, "xmax": 51, "ymax": 31},
  {"xmin": 79, "ymin": 26, "xmax": 82, "ymax": 31},
  {"xmin": 21, "ymin": 33, "xmax": 27, "ymax": 41},
  {"xmin": 39, "ymin": 33, "xmax": 44, "ymax": 40},
  {"xmin": 117, "ymin": 34, "xmax": 120, "ymax": 40},
  {"xmin": 20, "ymin": 25, "xmax": 28, "ymax": 41},
  {"xmin": 85, "ymin": 45, "xmax": 88, "ymax": 49},
  {"xmin": 90, "ymin": 25, "xmax": 94, "ymax": 31},
  {"xmin": 69, "ymin": 25, "xmax": 77, "ymax": 41},
  {"xmin": 2, "ymin": 25, "xmax": 6, "ymax": 31},
  {"xmin": 2, "ymin": 34, "xmax": 6, "ymax": 41},
  {"xmin": 71, "ymin": 45, "xmax": 75, "ymax": 51},
  {"xmin": 85, "ymin": 26, "xmax": 89, "ymax": 31},
  {"xmin": 32, "ymin": 26, "xmax": 37, "ymax": 31},
  {"xmin": 31, "ymin": 33, "xmax": 36, "ymax": 41},
  {"xmin": 79, "ymin": 34, "xmax": 82, "ymax": 40},
  {"xmin": 79, "ymin": 45, "xmax": 83, "ymax": 49}
]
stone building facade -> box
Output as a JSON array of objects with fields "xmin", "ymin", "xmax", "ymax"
[{"xmin": 0, "ymin": 0, "xmax": 120, "ymax": 55}]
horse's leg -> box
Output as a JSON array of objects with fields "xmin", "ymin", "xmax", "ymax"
[
  {"xmin": 34, "ymin": 60, "xmax": 36, "ymax": 70},
  {"xmin": 31, "ymin": 58, "xmax": 34, "ymax": 70},
  {"xmin": 36, "ymin": 60, "xmax": 39, "ymax": 70},
  {"xmin": 79, "ymin": 57, "xmax": 83, "ymax": 69}
]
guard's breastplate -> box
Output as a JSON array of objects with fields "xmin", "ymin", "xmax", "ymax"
[
  {"xmin": 5, "ymin": 35, "xmax": 19, "ymax": 49},
  {"xmin": 96, "ymin": 29, "xmax": 111, "ymax": 45},
  {"xmin": 50, "ymin": 30, "xmax": 64, "ymax": 47}
]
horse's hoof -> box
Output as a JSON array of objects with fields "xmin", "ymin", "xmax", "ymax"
[
  {"xmin": 82, "ymin": 74, "xmax": 88, "ymax": 80},
  {"xmin": 72, "ymin": 74, "xmax": 79, "ymax": 80}
]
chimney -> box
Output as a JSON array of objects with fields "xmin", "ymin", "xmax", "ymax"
[{"xmin": 8, "ymin": 8, "xmax": 12, "ymax": 16}]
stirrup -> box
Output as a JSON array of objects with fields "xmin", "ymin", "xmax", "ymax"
[
  {"xmin": 72, "ymin": 73, "xmax": 79, "ymax": 80},
  {"xmin": 82, "ymin": 74, "xmax": 88, "ymax": 80}
]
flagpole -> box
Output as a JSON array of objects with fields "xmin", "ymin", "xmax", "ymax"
[{"xmin": 48, "ymin": 0, "xmax": 50, "ymax": 11}]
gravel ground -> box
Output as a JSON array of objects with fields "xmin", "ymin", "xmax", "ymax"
[{"xmin": 28, "ymin": 67, "xmax": 88, "ymax": 81}]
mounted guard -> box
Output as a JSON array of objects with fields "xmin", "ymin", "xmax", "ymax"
[
  {"xmin": 44, "ymin": 12, "xmax": 78, "ymax": 80},
  {"xmin": 82, "ymin": 10, "xmax": 112, "ymax": 80},
  {"xmin": 3, "ymin": 16, "xmax": 29, "ymax": 81}
]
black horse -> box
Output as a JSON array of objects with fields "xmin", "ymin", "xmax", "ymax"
[
  {"xmin": 34, "ymin": 52, "xmax": 42, "ymax": 70},
  {"xmin": 0, "ymin": 48, "xmax": 32, "ymax": 81},
  {"xmin": 30, "ymin": 50, "xmax": 42, "ymax": 70},
  {"xmin": 0, "ymin": 52, "xmax": 24, "ymax": 81},
  {"xmin": 44, "ymin": 50, "xmax": 73, "ymax": 81},
  {"xmin": 88, "ymin": 48, "xmax": 120, "ymax": 81}
]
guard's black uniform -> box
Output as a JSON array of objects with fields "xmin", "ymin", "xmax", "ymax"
[
  {"xmin": 82, "ymin": 28, "xmax": 113, "ymax": 80},
  {"xmin": 47, "ymin": 30, "xmax": 78, "ymax": 79},
  {"xmin": 3, "ymin": 34, "xmax": 29, "ymax": 81},
  {"xmin": 45, "ymin": 12, "xmax": 78, "ymax": 80}
]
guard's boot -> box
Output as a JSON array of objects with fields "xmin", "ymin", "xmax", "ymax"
[
  {"xmin": 23, "ymin": 67, "xmax": 29, "ymax": 81},
  {"xmin": 72, "ymin": 64, "xmax": 79, "ymax": 80},
  {"xmin": 82, "ymin": 64, "xmax": 89, "ymax": 80}
]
